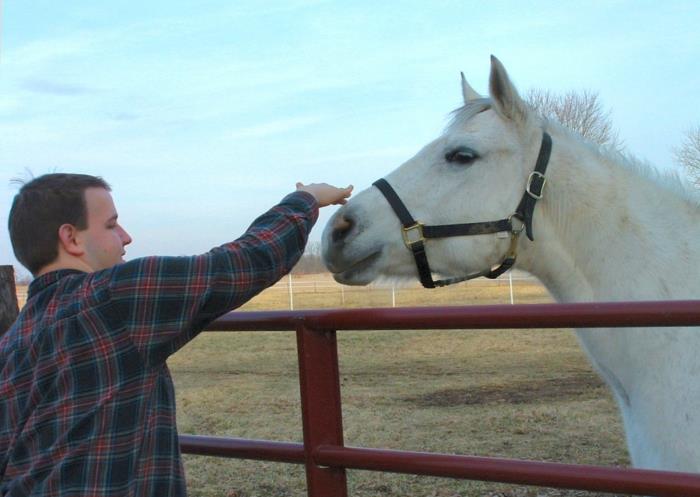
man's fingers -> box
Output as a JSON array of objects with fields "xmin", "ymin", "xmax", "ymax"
[{"xmin": 296, "ymin": 182, "xmax": 354, "ymax": 207}]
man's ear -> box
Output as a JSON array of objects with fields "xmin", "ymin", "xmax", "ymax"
[{"xmin": 57, "ymin": 224, "xmax": 85, "ymax": 257}]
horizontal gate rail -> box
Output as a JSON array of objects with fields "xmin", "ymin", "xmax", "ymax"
[
  {"xmin": 180, "ymin": 300, "xmax": 700, "ymax": 497},
  {"xmin": 203, "ymin": 300, "xmax": 700, "ymax": 331},
  {"xmin": 178, "ymin": 434, "xmax": 700, "ymax": 497},
  {"xmin": 179, "ymin": 435, "xmax": 305, "ymax": 463},
  {"xmin": 315, "ymin": 445, "xmax": 700, "ymax": 497}
]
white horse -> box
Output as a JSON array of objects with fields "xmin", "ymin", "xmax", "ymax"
[{"xmin": 321, "ymin": 56, "xmax": 700, "ymax": 472}]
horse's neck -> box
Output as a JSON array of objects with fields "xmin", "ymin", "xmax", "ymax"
[{"xmin": 519, "ymin": 134, "xmax": 700, "ymax": 303}]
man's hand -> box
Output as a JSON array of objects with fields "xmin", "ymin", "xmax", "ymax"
[{"xmin": 296, "ymin": 182, "xmax": 354, "ymax": 207}]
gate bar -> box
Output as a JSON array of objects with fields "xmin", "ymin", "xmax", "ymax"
[
  {"xmin": 314, "ymin": 445, "xmax": 700, "ymax": 497},
  {"xmin": 184, "ymin": 301, "xmax": 700, "ymax": 496},
  {"xmin": 179, "ymin": 435, "xmax": 304, "ymax": 463},
  {"xmin": 296, "ymin": 324, "xmax": 348, "ymax": 496},
  {"xmin": 205, "ymin": 300, "xmax": 700, "ymax": 331},
  {"xmin": 178, "ymin": 435, "xmax": 700, "ymax": 497}
]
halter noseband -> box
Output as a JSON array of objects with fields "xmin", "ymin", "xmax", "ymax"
[{"xmin": 373, "ymin": 132, "xmax": 552, "ymax": 288}]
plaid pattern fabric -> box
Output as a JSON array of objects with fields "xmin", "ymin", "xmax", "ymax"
[{"xmin": 0, "ymin": 192, "xmax": 318, "ymax": 496}]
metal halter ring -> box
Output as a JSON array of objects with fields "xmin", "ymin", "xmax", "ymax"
[{"xmin": 508, "ymin": 214, "xmax": 526, "ymax": 235}]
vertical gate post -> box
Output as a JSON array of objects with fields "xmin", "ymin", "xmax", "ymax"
[
  {"xmin": 296, "ymin": 323, "xmax": 348, "ymax": 497},
  {"xmin": 1, "ymin": 265, "xmax": 20, "ymax": 336}
]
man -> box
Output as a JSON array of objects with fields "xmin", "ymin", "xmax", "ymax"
[{"xmin": 0, "ymin": 173, "xmax": 352, "ymax": 496}]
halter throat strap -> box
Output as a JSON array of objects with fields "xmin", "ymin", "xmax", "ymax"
[
  {"xmin": 514, "ymin": 131, "xmax": 552, "ymax": 241},
  {"xmin": 372, "ymin": 131, "xmax": 552, "ymax": 288}
]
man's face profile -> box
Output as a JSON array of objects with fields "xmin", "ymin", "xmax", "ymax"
[{"xmin": 76, "ymin": 187, "xmax": 132, "ymax": 271}]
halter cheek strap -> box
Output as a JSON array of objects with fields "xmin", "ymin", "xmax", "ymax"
[{"xmin": 373, "ymin": 132, "xmax": 552, "ymax": 289}]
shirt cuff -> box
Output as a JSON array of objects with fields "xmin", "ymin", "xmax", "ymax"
[{"xmin": 282, "ymin": 190, "xmax": 320, "ymax": 221}]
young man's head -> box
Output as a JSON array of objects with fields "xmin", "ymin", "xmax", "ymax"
[{"xmin": 8, "ymin": 173, "xmax": 132, "ymax": 276}]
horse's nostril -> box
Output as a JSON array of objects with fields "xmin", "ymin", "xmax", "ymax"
[{"xmin": 332, "ymin": 214, "xmax": 355, "ymax": 244}]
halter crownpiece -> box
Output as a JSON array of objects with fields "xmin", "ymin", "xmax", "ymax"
[{"xmin": 373, "ymin": 131, "xmax": 552, "ymax": 288}]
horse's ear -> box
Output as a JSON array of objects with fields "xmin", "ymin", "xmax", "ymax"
[
  {"xmin": 461, "ymin": 72, "xmax": 481, "ymax": 103},
  {"xmin": 488, "ymin": 55, "xmax": 528, "ymax": 123}
]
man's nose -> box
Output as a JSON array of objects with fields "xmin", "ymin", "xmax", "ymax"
[{"xmin": 120, "ymin": 227, "xmax": 133, "ymax": 246}]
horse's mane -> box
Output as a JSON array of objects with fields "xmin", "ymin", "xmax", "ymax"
[
  {"xmin": 544, "ymin": 118, "xmax": 700, "ymax": 209},
  {"xmin": 447, "ymin": 99, "xmax": 700, "ymax": 209}
]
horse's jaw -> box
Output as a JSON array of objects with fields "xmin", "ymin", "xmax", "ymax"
[
  {"xmin": 326, "ymin": 249, "xmax": 384, "ymax": 286},
  {"xmin": 322, "ymin": 197, "xmax": 391, "ymax": 286}
]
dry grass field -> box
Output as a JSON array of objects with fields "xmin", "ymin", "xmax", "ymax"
[{"xmin": 166, "ymin": 274, "xmax": 630, "ymax": 497}]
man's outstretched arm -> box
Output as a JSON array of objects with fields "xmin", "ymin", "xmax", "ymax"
[{"xmin": 107, "ymin": 182, "xmax": 352, "ymax": 365}]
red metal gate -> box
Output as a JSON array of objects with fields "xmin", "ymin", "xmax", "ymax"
[{"xmin": 180, "ymin": 300, "xmax": 700, "ymax": 497}]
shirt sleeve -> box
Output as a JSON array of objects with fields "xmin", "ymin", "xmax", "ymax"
[{"xmin": 107, "ymin": 191, "xmax": 318, "ymax": 366}]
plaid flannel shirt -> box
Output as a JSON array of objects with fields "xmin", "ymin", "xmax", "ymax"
[{"xmin": 0, "ymin": 191, "xmax": 318, "ymax": 496}]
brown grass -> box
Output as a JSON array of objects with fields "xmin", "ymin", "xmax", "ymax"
[{"xmin": 168, "ymin": 274, "xmax": 631, "ymax": 497}]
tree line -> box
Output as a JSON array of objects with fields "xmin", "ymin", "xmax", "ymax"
[{"xmin": 292, "ymin": 241, "xmax": 326, "ymax": 274}]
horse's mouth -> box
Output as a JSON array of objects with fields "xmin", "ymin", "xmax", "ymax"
[{"xmin": 330, "ymin": 250, "xmax": 382, "ymax": 285}]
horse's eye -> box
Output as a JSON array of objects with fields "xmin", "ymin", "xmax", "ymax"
[{"xmin": 445, "ymin": 147, "xmax": 479, "ymax": 165}]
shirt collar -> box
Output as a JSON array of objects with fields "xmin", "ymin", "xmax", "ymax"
[{"xmin": 28, "ymin": 269, "xmax": 86, "ymax": 299}]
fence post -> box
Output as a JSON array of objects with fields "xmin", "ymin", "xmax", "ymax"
[
  {"xmin": 1, "ymin": 265, "xmax": 20, "ymax": 336},
  {"xmin": 509, "ymin": 271, "xmax": 514, "ymax": 305},
  {"xmin": 296, "ymin": 323, "xmax": 348, "ymax": 497}
]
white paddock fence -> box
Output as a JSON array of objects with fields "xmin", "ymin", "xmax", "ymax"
[{"xmin": 270, "ymin": 270, "xmax": 539, "ymax": 310}]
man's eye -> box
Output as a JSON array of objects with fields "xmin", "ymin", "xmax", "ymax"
[{"xmin": 445, "ymin": 147, "xmax": 479, "ymax": 165}]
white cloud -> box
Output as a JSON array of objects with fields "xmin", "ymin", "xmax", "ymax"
[
  {"xmin": 21, "ymin": 78, "xmax": 97, "ymax": 96},
  {"xmin": 0, "ymin": 96, "xmax": 21, "ymax": 113},
  {"xmin": 7, "ymin": 36, "xmax": 95, "ymax": 69},
  {"xmin": 226, "ymin": 115, "xmax": 325, "ymax": 140}
]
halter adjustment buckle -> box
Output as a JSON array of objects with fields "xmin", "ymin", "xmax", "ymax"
[
  {"xmin": 526, "ymin": 171, "xmax": 546, "ymax": 200},
  {"xmin": 402, "ymin": 222, "xmax": 425, "ymax": 247}
]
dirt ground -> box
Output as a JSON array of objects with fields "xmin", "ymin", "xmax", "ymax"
[{"xmin": 406, "ymin": 372, "xmax": 606, "ymax": 407}]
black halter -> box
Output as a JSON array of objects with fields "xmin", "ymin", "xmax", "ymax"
[{"xmin": 373, "ymin": 132, "xmax": 552, "ymax": 288}]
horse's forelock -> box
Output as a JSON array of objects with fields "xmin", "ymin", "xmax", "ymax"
[{"xmin": 446, "ymin": 98, "xmax": 492, "ymax": 132}]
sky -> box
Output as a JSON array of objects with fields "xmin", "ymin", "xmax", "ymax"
[{"xmin": 1, "ymin": 0, "xmax": 699, "ymax": 279}]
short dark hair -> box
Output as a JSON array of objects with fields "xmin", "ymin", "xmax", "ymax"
[{"xmin": 8, "ymin": 173, "xmax": 111, "ymax": 275}]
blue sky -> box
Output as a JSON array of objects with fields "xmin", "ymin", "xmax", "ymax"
[{"xmin": 1, "ymin": 1, "xmax": 699, "ymax": 278}]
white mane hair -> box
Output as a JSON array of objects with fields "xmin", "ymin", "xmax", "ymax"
[{"xmin": 548, "ymin": 118, "xmax": 700, "ymax": 208}]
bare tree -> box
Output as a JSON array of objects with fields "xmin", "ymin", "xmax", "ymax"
[
  {"xmin": 673, "ymin": 125, "xmax": 700, "ymax": 187},
  {"xmin": 525, "ymin": 89, "xmax": 623, "ymax": 151}
]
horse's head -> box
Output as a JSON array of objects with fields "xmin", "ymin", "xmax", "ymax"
[{"xmin": 322, "ymin": 56, "xmax": 548, "ymax": 286}]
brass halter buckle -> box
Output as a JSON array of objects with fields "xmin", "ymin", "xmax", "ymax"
[
  {"xmin": 507, "ymin": 214, "xmax": 526, "ymax": 235},
  {"xmin": 402, "ymin": 222, "xmax": 425, "ymax": 248}
]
